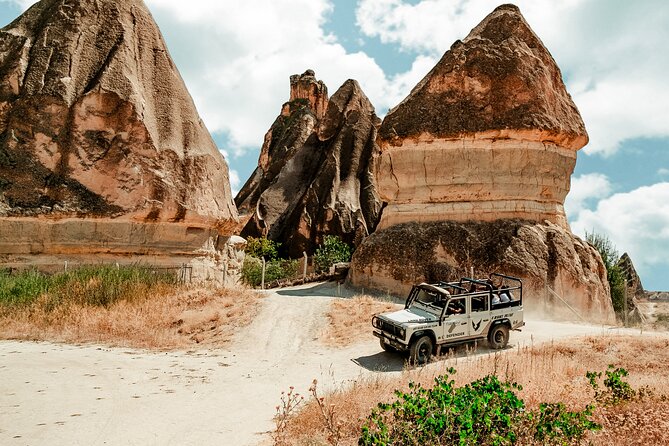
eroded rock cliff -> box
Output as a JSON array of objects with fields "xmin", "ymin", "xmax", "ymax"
[
  {"xmin": 0, "ymin": 0, "xmax": 240, "ymax": 282},
  {"xmin": 350, "ymin": 220, "xmax": 612, "ymax": 321},
  {"xmin": 236, "ymin": 71, "xmax": 382, "ymax": 257}
]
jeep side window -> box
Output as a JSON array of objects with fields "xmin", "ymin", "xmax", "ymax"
[
  {"xmin": 471, "ymin": 295, "xmax": 488, "ymax": 312},
  {"xmin": 446, "ymin": 298, "xmax": 466, "ymax": 315}
]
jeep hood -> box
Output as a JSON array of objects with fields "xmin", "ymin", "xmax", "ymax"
[{"xmin": 381, "ymin": 309, "xmax": 437, "ymax": 324}]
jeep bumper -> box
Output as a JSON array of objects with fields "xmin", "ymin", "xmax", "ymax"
[{"xmin": 373, "ymin": 330, "xmax": 408, "ymax": 351}]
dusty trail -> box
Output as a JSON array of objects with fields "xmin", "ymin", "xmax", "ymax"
[{"xmin": 0, "ymin": 283, "xmax": 655, "ymax": 446}]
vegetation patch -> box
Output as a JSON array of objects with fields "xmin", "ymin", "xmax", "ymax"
[
  {"xmin": 242, "ymin": 237, "xmax": 300, "ymax": 287},
  {"xmin": 274, "ymin": 335, "xmax": 669, "ymax": 445},
  {"xmin": 0, "ymin": 266, "xmax": 262, "ymax": 349}
]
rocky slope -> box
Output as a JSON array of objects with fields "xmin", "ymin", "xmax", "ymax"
[
  {"xmin": 236, "ymin": 70, "xmax": 382, "ymax": 258},
  {"xmin": 350, "ymin": 4, "xmax": 613, "ymax": 321},
  {"xmin": 0, "ymin": 0, "xmax": 240, "ymax": 281},
  {"xmin": 350, "ymin": 220, "xmax": 612, "ymax": 321},
  {"xmin": 375, "ymin": 4, "xmax": 587, "ymax": 229}
]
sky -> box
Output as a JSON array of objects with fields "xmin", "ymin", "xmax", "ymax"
[{"xmin": 1, "ymin": 0, "xmax": 668, "ymax": 290}]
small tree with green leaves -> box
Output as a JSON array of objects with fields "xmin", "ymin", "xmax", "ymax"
[
  {"xmin": 314, "ymin": 235, "xmax": 352, "ymax": 273},
  {"xmin": 245, "ymin": 237, "xmax": 280, "ymax": 261},
  {"xmin": 586, "ymin": 231, "xmax": 626, "ymax": 318}
]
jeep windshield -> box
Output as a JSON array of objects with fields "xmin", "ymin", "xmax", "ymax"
[{"xmin": 406, "ymin": 284, "xmax": 449, "ymax": 312}]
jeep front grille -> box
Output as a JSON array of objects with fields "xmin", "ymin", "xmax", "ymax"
[{"xmin": 378, "ymin": 319, "xmax": 404, "ymax": 339}]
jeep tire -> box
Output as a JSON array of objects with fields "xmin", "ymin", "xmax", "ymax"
[
  {"xmin": 488, "ymin": 324, "xmax": 509, "ymax": 349},
  {"xmin": 409, "ymin": 335, "xmax": 433, "ymax": 365},
  {"xmin": 380, "ymin": 339, "xmax": 397, "ymax": 353}
]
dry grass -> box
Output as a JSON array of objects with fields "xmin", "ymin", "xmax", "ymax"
[
  {"xmin": 322, "ymin": 295, "xmax": 401, "ymax": 347},
  {"xmin": 279, "ymin": 335, "xmax": 669, "ymax": 445},
  {"xmin": 0, "ymin": 285, "xmax": 263, "ymax": 350}
]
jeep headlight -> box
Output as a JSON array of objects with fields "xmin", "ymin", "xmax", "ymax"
[
  {"xmin": 398, "ymin": 327, "xmax": 406, "ymax": 340},
  {"xmin": 372, "ymin": 317, "xmax": 380, "ymax": 329}
]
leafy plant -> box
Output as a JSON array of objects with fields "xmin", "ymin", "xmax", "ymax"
[
  {"xmin": 532, "ymin": 402, "xmax": 600, "ymax": 445},
  {"xmin": 314, "ymin": 235, "xmax": 352, "ymax": 273},
  {"xmin": 587, "ymin": 365, "xmax": 636, "ymax": 405},
  {"xmin": 245, "ymin": 237, "xmax": 281, "ymax": 261},
  {"xmin": 360, "ymin": 368, "xmax": 603, "ymax": 446},
  {"xmin": 360, "ymin": 368, "xmax": 526, "ymax": 445},
  {"xmin": 241, "ymin": 257, "xmax": 299, "ymax": 287},
  {"xmin": 586, "ymin": 231, "xmax": 626, "ymax": 318}
]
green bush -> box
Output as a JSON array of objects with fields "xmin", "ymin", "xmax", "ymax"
[
  {"xmin": 587, "ymin": 365, "xmax": 636, "ymax": 405},
  {"xmin": 360, "ymin": 368, "xmax": 602, "ymax": 446},
  {"xmin": 245, "ymin": 237, "xmax": 280, "ymax": 261},
  {"xmin": 241, "ymin": 257, "xmax": 299, "ymax": 287},
  {"xmin": 314, "ymin": 235, "xmax": 352, "ymax": 273},
  {"xmin": 586, "ymin": 231, "xmax": 626, "ymax": 318},
  {"xmin": 532, "ymin": 402, "xmax": 599, "ymax": 445}
]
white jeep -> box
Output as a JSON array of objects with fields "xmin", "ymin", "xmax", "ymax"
[{"xmin": 372, "ymin": 273, "xmax": 525, "ymax": 364}]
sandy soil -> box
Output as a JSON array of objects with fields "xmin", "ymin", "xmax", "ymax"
[{"xmin": 0, "ymin": 282, "xmax": 655, "ymax": 446}]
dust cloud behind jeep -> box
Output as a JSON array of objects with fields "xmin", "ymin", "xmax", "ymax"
[{"xmin": 372, "ymin": 274, "xmax": 525, "ymax": 364}]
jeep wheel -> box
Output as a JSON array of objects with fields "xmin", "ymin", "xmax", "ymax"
[
  {"xmin": 380, "ymin": 339, "xmax": 397, "ymax": 353},
  {"xmin": 488, "ymin": 325, "xmax": 509, "ymax": 349},
  {"xmin": 409, "ymin": 336, "xmax": 433, "ymax": 365}
]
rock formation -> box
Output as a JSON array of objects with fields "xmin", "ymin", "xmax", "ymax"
[
  {"xmin": 617, "ymin": 253, "xmax": 645, "ymax": 299},
  {"xmin": 0, "ymin": 0, "xmax": 240, "ymax": 282},
  {"xmin": 235, "ymin": 70, "xmax": 382, "ymax": 258},
  {"xmin": 350, "ymin": 4, "xmax": 613, "ymax": 321},
  {"xmin": 376, "ymin": 4, "xmax": 586, "ymax": 230}
]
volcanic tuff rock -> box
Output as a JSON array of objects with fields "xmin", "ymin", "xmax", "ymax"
[
  {"xmin": 0, "ymin": 0, "xmax": 240, "ymax": 281},
  {"xmin": 350, "ymin": 220, "xmax": 613, "ymax": 322},
  {"xmin": 0, "ymin": 0, "xmax": 237, "ymax": 223},
  {"xmin": 350, "ymin": 4, "xmax": 612, "ymax": 321},
  {"xmin": 235, "ymin": 70, "xmax": 382, "ymax": 258},
  {"xmin": 617, "ymin": 252, "xmax": 645, "ymax": 300},
  {"xmin": 376, "ymin": 4, "xmax": 587, "ymax": 229}
]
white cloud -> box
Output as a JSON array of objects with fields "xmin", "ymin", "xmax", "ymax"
[
  {"xmin": 658, "ymin": 168, "xmax": 669, "ymax": 177},
  {"xmin": 229, "ymin": 169, "xmax": 241, "ymax": 197},
  {"xmin": 143, "ymin": 0, "xmax": 436, "ymax": 155},
  {"xmin": 355, "ymin": 0, "xmax": 669, "ymax": 157},
  {"xmin": 0, "ymin": 0, "xmax": 34, "ymax": 8},
  {"xmin": 7, "ymin": 0, "xmax": 424, "ymax": 155},
  {"xmin": 564, "ymin": 173, "xmax": 612, "ymax": 218},
  {"xmin": 570, "ymin": 182, "xmax": 669, "ymax": 275}
]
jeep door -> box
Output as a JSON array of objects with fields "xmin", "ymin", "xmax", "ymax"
[
  {"xmin": 469, "ymin": 293, "xmax": 491, "ymax": 338},
  {"xmin": 439, "ymin": 297, "xmax": 469, "ymax": 342}
]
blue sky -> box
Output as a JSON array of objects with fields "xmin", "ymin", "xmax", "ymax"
[{"xmin": 1, "ymin": 0, "xmax": 668, "ymax": 290}]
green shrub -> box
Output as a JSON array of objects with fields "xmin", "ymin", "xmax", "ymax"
[
  {"xmin": 360, "ymin": 368, "xmax": 602, "ymax": 446},
  {"xmin": 241, "ymin": 257, "xmax": 299, "ymax": 287},
  {"xmin": 586, "ymin": 231, "xmax": 626, "ymax": 318},
  {"xmin": 245, "ymin": 237, "xmax": 280, "ymax": 261},
  {"xmin": 314, "ymin": 235, "xmax": 352, "ymax": 273},
  {"xmin": 587, "ymin": 365, "xmax": 636, "ymax": 405},
  {"xmin": 532, "ymin": 402, "xmax": 599, "ymax": 445},
  {"xmin": 360, "ymin": 369, "xmax": 525, "ymax": 445}
]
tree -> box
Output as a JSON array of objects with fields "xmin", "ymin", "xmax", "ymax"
[{"xmin": 586, "ymin": 231, "xmax": 626, "ymax": 318}]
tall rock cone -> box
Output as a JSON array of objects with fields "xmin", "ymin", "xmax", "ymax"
[
  {"xmin": 350, "ymin": 4, "xmax": 614, "ymax": 322},
  {"xmin": 377, "ymin": 3, "xmax": 586, "ymax": 229},
  {"xmin": 0, "ymin": 0, "xmax": 241, "ymax": 279},
  {"xmin": 235, "ymin": 71, "xmax": 382, "ymax": 258}
]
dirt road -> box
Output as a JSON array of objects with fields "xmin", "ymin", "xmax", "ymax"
[{"xmin": 0, "ymin": 283, "xmax": 650, "ymax": 445}]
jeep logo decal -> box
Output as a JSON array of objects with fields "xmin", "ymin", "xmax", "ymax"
[
  {"xmin": 472, "ymin": 319, "xmax": 482, "ymax": 331},
  {"xmin": 448, "ymin": 322, "xmax": 456, "ymax": 333}
]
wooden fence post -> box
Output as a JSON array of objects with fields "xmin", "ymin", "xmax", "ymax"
[
  {"xmin": 303, "ymin": 251, "xmax": 308, "ymax": 281},
  {"xmin": 261, "ymin": 257, "xmax": 266, "ymax": 290}
]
